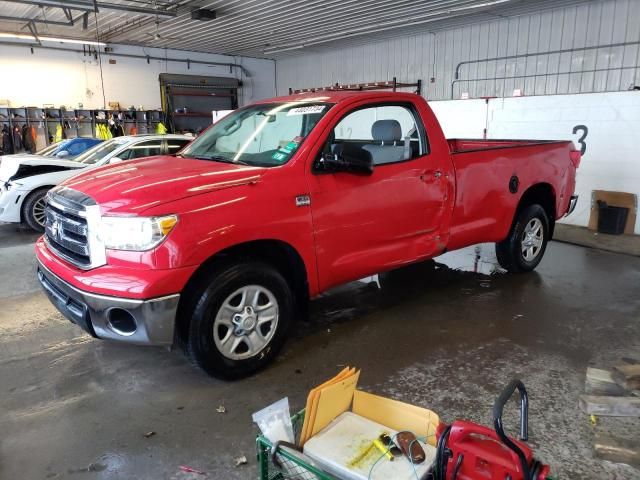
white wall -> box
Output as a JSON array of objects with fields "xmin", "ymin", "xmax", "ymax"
[
  {"xmin": 430, "ymin": 91, "xmax": 640, "ymax": 234},
  {"xmin": 0, "ymin": 43, "xmax": 275, "ymax": 110},
  {"xmin": 276, "ymin": 0, "xmax": 640, "ymax": 101}
]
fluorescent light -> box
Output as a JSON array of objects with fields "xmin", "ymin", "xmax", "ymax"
[
  {"xmin": 263, "ymin": 44, "xmax": 304, "ymax": 55},
  {"xmin": 0, "ymin": 32, "xmax": 106, "ymax": 46},
  {"xmin": 0, "ymin": 33, "xmax": 34, "ymax": 40},
  {"xmin": 40, "ymin": 36, "xmax": 106, "ymax": 46}
]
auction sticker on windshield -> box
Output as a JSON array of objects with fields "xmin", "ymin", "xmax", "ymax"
[{"xmin": 287, "ymin": 105, "xmax": 326, "ymax": 116}]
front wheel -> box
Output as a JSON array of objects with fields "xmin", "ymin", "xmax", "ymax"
[
  {"xmin": 185, "ymin": 261, "xmax": 294, "ymax": 379},
  {"xmin": 496, "ymin": 204, "xmax": 550, "ymax": 273},
  {"xmin": 21, "ymin": 188, "xmax": 49, "ymax": 232}
]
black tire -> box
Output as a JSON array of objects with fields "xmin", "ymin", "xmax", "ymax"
[
  {"xmin": 496, "ymin": 204, "xmax": 550, "ymax": 273},
  {"xmin": 185, "ymin": 261, "xmax": 294, "ymax": 380},
  {"xmin": 21, "ymin": 188, "xmax": 49, "ymax": 232}
]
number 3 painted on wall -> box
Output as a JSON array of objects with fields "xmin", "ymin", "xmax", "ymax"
[{"xmin": 572, "ymin": 125, "xmax": 588, "ymax": 156}]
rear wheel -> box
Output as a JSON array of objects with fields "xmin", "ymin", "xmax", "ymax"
[
  {"xmin": 185, "ymin": 261, "xmax": 294, "ymax": 379},
  {"xmin": 22, "ymin": 188, "xmax": 49, "ymax": 232},
  {"xmin": 496, "ymin": 204, "xmax": 550, "ymax": 273}
]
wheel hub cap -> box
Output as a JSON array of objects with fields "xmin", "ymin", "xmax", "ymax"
[{"xmin": 233, "ymin": 307, "xmax": 257, "ymax": 333}]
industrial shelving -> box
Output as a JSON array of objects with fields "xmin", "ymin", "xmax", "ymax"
[{"xmin": 0, "ymin": 106, "xmax": 167, "ymax": 152}]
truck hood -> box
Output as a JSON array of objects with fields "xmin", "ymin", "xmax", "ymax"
[
  {"xmin": 0, "ymin": 154, "xmax": 84, "ymax": 182},
  {"xmin": 62, "ymin": 155, "xmax": 265, "ymax": 214}
]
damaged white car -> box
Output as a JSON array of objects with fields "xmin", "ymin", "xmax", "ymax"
[{"xmin": 0, "ymin": 134, "xmax": 191, "ymax": 231}]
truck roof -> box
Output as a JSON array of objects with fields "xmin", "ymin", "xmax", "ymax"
[{"xmin": 257, "ymin": 90, "xmax": 422, "ymax": 105}]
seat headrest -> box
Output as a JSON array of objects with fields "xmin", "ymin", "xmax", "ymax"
[{"xmin": 371, "ymin": 119, "xmax": 402, "ymax": 143}]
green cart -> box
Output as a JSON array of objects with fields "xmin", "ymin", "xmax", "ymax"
[{"xmin": 256, "ymin": 409, "xmax": 337, "ymax": 480}]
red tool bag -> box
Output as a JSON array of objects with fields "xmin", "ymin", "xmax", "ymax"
[{"xmin": 433, "ymin": 380, "xmax": 552, "ymax": 480}]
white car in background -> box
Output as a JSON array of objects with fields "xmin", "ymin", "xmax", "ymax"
[{"xmin": 0, "ymin": 134, "xmax": 192, "ymax": 232}]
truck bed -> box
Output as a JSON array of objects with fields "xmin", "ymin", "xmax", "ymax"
[
  {"xmin": 447, "ymin": 138, "xmax": 568, "ymax": 154},
  {"xmin": 445, "ymin": 138, "xmax": 577, "ymax": 252}
]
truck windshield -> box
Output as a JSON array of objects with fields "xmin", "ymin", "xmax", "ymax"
[{"xmin": 179, "ymin": 102, "xmax": 332, "ymax": 167}]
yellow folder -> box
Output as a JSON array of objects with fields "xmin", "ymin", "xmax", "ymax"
[
  {"xmin": 299, "ymin": 367, "xmax": 350, "ymax": 445},
  {"xmin": 352, "ymin": 390, "xmax": 440, "ymax": 446},
  {"xmin": 308, "ymin": 369, "xmax": 360, "ymax": 439},
  {"xmin": 299, "ymin": 367, "xmax": 358, "ymax": 446}
]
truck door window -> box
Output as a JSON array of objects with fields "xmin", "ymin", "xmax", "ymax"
[{"xmin": 331, "ymin": 105, "xmax": 425, "ymax": 165}]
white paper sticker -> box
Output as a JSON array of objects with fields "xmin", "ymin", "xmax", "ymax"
[{"xmin": 287, "ymin": 105, "xmax": 326, "ymax": 116}]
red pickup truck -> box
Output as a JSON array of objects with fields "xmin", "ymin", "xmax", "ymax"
[{"xmin": 36, "ymin": 91, "xmax": 580, "ymax": 378}]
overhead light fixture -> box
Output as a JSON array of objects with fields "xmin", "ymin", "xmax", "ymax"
[
  {"xmin": 0, "ymin": 32, "xmax": 106, "ymax": 46},
  {"xmin": 0, "ymin": 33, "xmax": 33, "ymax": 41},
  {"xmin": 263, "ymin": 45, "xmax": 304, "ymax": 55},
  {"xmin": 191, "ymin": 8, "xmax": 216, "ymax": 21}
]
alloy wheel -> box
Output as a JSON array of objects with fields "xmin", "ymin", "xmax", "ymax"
[
  {"xmin": 521, "ymin": 218, "xmax": 544, "ymax": 261},
  {"xmin": 213, "ymin": 285, "xmax": 279, "ymax": 360}
]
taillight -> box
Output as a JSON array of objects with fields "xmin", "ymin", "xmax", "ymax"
[{"xmin": 569, "ymin": 150, "xmax": 581, "ymax": 168}]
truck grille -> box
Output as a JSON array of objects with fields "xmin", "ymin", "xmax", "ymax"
[{"xmin": 44, "ymin": 188, "xmax": 105, "ymax": 269}]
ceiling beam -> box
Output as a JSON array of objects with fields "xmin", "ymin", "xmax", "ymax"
[
  {"xmin": 26, "ymin": 21, "xmax": 40, "ymax": 43},
  {"xmin": 0, "ymin": 0, "xmax": 177, "ymax": 17},
  {"xmin": 62, "ymin": 7, "xmax": 74, "ymax": 24},
  {"xmin": 0, "ymin": 14, "xmax": 74, "ymax": 26}
]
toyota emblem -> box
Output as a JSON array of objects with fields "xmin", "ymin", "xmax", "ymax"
[{"xmin": 51, "ymin": 220, "xmax": 60, "ymax": 238}]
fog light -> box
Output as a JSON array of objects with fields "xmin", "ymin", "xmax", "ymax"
[{"xmin": 107, "ymin": 308, "xmax": 137, "ymax": 336}]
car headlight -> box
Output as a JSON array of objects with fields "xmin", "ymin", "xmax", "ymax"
[{"xmin": 98, "ymin": 214, "xmax": 178, "ymax": 251}]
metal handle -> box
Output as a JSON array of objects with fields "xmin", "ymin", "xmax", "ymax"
[
  {"xmin": 270, "ymin": 440, "xmax": 302, "ymax": 470},
  {"xmin": 492, "ymin": 379, "xmax": 531, "ymax": 480}
]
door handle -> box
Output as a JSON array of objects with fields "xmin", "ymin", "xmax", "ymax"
[{"xmin": 434, "ymin": 170, "xmax": 442, "ymax": 179}]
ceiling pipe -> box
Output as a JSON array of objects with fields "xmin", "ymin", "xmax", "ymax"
[{"xmin": 0, "ymin": 40, "xmax": 250, "ymax": 76}]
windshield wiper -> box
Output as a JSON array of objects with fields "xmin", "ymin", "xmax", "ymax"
[{"xmin": 189, "ymin": 154, "xmax": 249, "ymax": 166}]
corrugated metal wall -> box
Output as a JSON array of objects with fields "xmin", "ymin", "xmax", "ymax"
[{"xmin": 276, "ymin": 0, "xmax": 640, "ymax": 100}]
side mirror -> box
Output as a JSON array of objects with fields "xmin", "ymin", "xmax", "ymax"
[
  {"xmin": 315, "ymin": 146, "xmax": 373, "ymax": 175},
  {"xmin": 109, "ymin": 157, "xmax": 123, "ymax": 164},
  {"xmin": 55, "ymin": 150, "xmax": 69, "ymax": 158}
]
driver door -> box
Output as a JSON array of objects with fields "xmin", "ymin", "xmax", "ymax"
[{"xmin": 307, "ymin": 103, "xmax": 447, "ymax": 291}]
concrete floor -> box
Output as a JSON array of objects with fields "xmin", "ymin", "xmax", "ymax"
[
  {"xmin": 1, "ymin": 223, "xmax": 639, "ymax": 480},
  {"xmin": 554, "ymin": 223, "xmax": 640, "ymax": 257}
]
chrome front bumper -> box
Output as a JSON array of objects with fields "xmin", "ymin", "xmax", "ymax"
[
  {"xmin": 566, "ymin": 195, "xmax": 578, "ymax": 216},
  {"xmin": 37, "ymin": 260, "xmax": 179, "ymax": 346}
]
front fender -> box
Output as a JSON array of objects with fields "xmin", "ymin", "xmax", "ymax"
[{"xmin": 139, "ymin": 171, "xmax": 319, "ymax": 295}]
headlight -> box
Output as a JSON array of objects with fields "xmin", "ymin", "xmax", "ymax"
[{"xmin": 98, "ymin": 214, "xmax": 178, "ymax": 251}]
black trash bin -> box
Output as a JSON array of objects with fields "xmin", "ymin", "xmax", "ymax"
[{"xmin": 597, "ymin": 200, "xmax": 629, "ymax": 235}]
